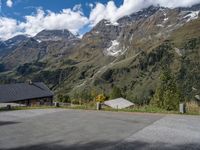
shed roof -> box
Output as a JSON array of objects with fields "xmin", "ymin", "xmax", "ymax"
[
  {"xmin": 0, "ymin": 82, "xmax": 53, "ymax": 103},
  {"xmin": 104, "ymin": 98, "xmax": 134, "ymax": 109}
]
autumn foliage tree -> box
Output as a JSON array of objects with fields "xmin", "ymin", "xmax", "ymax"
[{"xmin": 95, "ymin": 94, "xmax": 106, "ymax": 103}]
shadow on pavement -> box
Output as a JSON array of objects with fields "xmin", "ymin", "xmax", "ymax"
[
  {"xmin": 0, "ymin": 121, "xmax": 20, "ymax": 126},
  {"xmin": 2, "ymin": 140, "xmax": 200, "ymax": 150}
]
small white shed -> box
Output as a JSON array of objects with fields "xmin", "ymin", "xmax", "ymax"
[{"xmin": 104, "ymin": 98, "xmax": 134, "ymax": 109}]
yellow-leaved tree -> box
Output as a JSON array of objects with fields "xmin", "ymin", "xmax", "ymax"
[{"xmin": 95, "ymin": 94, "xmax": 106, "ymax": 103}]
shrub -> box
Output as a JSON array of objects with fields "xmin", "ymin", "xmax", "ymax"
[
  {"xmin": 62, "ymin": 95, "xmax": 70, "ymax": 103},
  {"xmin": 71, "ymin": 99, "xmax": 80, "ymax": 105},
  {"xmin": 186, "ymin": 101, "xmax": 200, "ymax": 114},
  {"xmin": 110, "ymin": 87, "xmax": 122, "ymax": 99},
  {"xmin": 57, "ymin": 94, "xmax": 70, "ymax": 103}
]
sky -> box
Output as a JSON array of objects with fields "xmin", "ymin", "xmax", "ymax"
[{"xmin": 0, "ymin": 0, "xmax": 200, "ymax": 40}]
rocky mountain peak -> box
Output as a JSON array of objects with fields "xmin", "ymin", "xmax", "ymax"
[
  {"xmin": 0, "ymin": 35, "xmax": 29, "ymax": 57},
  {"xmin": 34, "ymin": 29, "xmax": 77, "ymax": 42},
  {"xmin": 118, "ymin": 5, "xmax": 161, "ymax": 24},
  {"xmin": 179, "ymin": 3, "xmax": 200, "ymax": 11},
  {"xmin": 83, "ymin": 19, "xmax": 121, "ymax": 42},
  {"xmin": 5, "ymin": 35, "xmax": 29, "ymax": 46}
]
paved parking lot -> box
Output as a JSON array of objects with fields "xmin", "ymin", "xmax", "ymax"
[{"xmin": 0, "ymin": 109, "xmax": 200, "ymax": 150}]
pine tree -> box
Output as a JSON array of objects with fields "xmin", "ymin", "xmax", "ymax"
[{"xmin": 151, "ymin": 69, "xmax": 182, "ymax": 111}]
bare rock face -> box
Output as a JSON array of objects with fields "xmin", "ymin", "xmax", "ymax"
[
  {"xmin": 179, "ymin": 3, "xmax": 200, "ymax": 11},
  {"xmin": 118, "ymin": 5, "xmax": 160, "ymax": 24},
  {"xmin": 85, "ymin": 5, "xmax": 200, "ymax": 58},
  {"xmin": 34, "ymin": 29, "xmax": 78, "ymax": 42},
  {"xmin": 0, "ymin": 35, "xmax": 29, "ymax": 57},
  {"xmin": 0, "ymin": 29, "xmax": 80, "ymax": 69}
]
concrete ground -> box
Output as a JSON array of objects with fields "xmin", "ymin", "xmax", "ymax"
[{"xmin": 0, "ymin": 109, "xmax": 200, "ymax": 150}]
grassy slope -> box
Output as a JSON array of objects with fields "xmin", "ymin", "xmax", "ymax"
[
  {"xmin": 84, "ymin": 18, "xmax": 200, "ymax": 103},
  {"xmin": 169, "ymin": 19, "xmax": 200, "ymax": 100},
  {"xmin": 1, "ymin": 18, "xmax": 200, "ymax": 104}
]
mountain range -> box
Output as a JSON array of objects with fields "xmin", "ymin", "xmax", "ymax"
[{"xmin": 0, "ymin": 4, "xmax": 200, "ymax": 103}]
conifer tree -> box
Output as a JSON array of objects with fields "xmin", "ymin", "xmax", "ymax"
[{"xmin": 151, "ymin": 68, "xmax": 182, "ymax": 110}]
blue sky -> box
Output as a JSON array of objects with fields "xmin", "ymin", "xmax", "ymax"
[
  {"xmin": 0, "ymin": 0, "xmax": 200, "ymax": 40},
  {"xmin": 1, "ymin": 0, "xmax": 123, "ymax": 20},
  {"xmin": 0, "ymin": 0, "xmax": 124, "ymax": 39}
]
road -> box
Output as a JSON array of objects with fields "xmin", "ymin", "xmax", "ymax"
[{"xmin": 0, "ymin": 109, "xmax": 200, "ymax": 150}]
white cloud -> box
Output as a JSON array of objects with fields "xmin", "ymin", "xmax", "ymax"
[
  {"xmin": 86, "ymin": 3, "xmax": 94, "ymax": 9},
  {"xmin": 155, "ymin": 0, "xmax": 200, "ymax": 8},
  {"xmin": 0, "ymin": 8, "xmax": 89, "ymax": 40},
  {"xmin": 1, "ymin": 0, "xmax": 200, "ymax": 40},
  {"xmin": 89, "ymin": 0, "xmax": 200, "ymax": 26},
  {"xmin": 89, "ymin": 3, "xmax": 107, "ymax": 26},
  {"xmin": 89, "ymin": 3, "xmax": 94, "ymax": 9},
  {"xmin": 19, "ymin": 8, "xmax": 89, "ymax": 36},
  {"xmin": 73, "ymin": 4, "xmax": 82, "ymax": 12},
  {"xmin": 0, "ymin": 17, "xmax": 21, "ymax": 40},
  {"xmin": 6, "ymin": 0, "xmax": 13, "ymax": 8}
]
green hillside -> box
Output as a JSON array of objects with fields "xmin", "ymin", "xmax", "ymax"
[{"xmin": 0, "ymin": 9, "xmax": 200, "ymax": 107}]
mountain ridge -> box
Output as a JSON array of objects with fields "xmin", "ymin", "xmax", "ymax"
[{"xmin": 0, "ymin": 4, "xmax": 200, "ymax": 103}]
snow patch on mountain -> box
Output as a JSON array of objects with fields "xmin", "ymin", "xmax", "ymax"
[
  {"xmin": 164, "ymin": 17, "xmax": 169, "ymax": 22},
  {"xmin": 104, "ymin": 40, "xmax": 122, "ymax": 57},
  {"xmin": 159, "ymin": 8, "xmax": 169, "ymax": 23},
  {"xmin": 156, "ymin": 24, "xmax": 164, "ymax": 27},
  {"xmin": 102, "ymin": 19, "xmax": 119, "ymax": 26},
  {"xmin": 36, "ymin": 39, "xmax": 42, "ymax": 43},
  {"xmin": 105, "ymin": 22, "xmax": 119, "ymax": 26},
  {"xmin": 174, "ymin": 48, "xmax": 183, "ymax": 56},
  {"xmin": 184, "ymin": 11, "xmax": 199, "ymax": 22}
]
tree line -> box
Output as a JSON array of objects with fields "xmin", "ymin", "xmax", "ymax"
[{"xmin": 57, "ymin": 68, "xmax": 184, "ymax": 111}]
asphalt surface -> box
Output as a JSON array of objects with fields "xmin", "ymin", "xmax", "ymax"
[{"xmin": 0, "ymin": 109, "xmax": 200, "ymax": 150}]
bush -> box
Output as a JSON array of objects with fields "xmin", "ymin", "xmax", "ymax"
[
  {"xmin": 186, "ymin": 101, "xmax": 200, "ymax": 114},
  {"xmin": 71, "ymin": 99, "xmax": 80, "ymax": 105},
  {"xmin": 62, "ymin": 95, "xmax": 70, "ymax": 103},
  {"xmin": 72, "ymin": 90, "xmax": 93, "ymax": 103},
  {"xmin": 110, "ymin": 87, "xmax": 122, "ymax": 99},
  {"xmin": 57, "ymin": 94, "xmax": 70, "ymax": 103}
]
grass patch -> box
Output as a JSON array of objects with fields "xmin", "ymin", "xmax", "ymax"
[
  {"xmin": 185, "ymin": 101, "xmax": 200, "ymax": 115},
  {"xmin": 0, "ymin": 103, "xmax": 199, "ymax": 115},
  {"xmin": 60, "ymin": 104, "xmax": 179, "ymax": 114},
  {"xmin": 0, "ymin": 106, "xmax": 58, "ymax": 112},
  {"xmin": 101, "ymin": 105, "xmax": 179, "ymax": 114}
]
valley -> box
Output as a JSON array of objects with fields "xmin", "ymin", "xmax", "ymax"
[{"xmin": 0, "ymin": 4, "xmax": 200, "ymax": 107}]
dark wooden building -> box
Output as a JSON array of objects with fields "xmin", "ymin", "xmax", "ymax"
[{"xmin": 0, "ymin": 82, "xmax": 54, "ymax": 106}]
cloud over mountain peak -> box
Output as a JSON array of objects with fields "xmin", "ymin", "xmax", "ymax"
[
  {"xmin": 89, "ymin": 0, "xmax": 200, "ymax": 26},
  {"xmin": 1, "ymin": 0, "xmax": 200, "ymax": 40},
  {"xmin": 0, "ymin": 8, "xmax": 88, "ymax": 40}
]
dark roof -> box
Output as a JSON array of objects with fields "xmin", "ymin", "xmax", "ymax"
[{"xmin": 0, "ymin": 82, "xmax": 54, "ymax": 103}]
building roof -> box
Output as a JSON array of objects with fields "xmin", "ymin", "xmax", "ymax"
[
  {"xmin": 104, "ymin": 98, "xmax": 134, "ymax": 109},
  {"xmin": 0, "ymin": 82, "xmax": 53, "ymax": 103}
]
